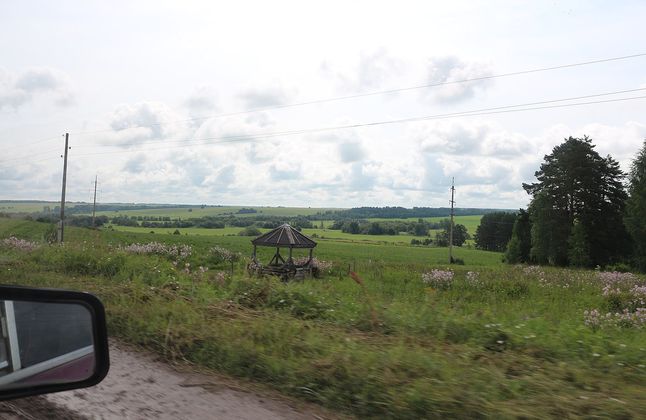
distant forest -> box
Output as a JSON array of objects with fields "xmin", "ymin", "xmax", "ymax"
[{"xmin": 313, "ymin": 207, "xmax": 505, "ymax": 220}]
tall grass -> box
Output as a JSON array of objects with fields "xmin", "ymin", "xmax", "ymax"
[{"xmin": 1, "ymin": 218, "xmax": 645, "ymax": 418}]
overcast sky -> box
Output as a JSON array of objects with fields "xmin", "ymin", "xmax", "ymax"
[{"xmin": 1, "ymin": 0, "xmax": 645, "ymax": 209}]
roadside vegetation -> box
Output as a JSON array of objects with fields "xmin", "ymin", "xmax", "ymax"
[
  {"xmin": 1, "ymin": 218, "xmax": 645, "ymax": 418},
  {"xmin": 2, "ymin": 137, "xmax": 646, "ymax": 418}
]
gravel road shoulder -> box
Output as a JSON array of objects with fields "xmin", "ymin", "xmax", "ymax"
[{"xmin": 0, "ymin": 340, "xmax": 343, "ymax": 420}]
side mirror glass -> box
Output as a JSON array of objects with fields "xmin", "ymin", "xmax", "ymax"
[{"xmin": 0, "ymin": 285, "xmax": 109, "ymax": 400}]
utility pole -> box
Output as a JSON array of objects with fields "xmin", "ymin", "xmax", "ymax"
[
  {"xmin": 449, "ymin": 177, "xmax": 455, "ymax": 264},
  {"xmin": 58, "ymin": 133, "xmax": 70, "ymax": 243},
  {"xmin": 91, "ymin": 175, "xmax": 98, "ymax": 228}
]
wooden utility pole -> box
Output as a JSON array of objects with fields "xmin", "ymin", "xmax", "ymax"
[
  {"xmin": 58, "ymin": 133, "xmax": 70, "ymax": 243},
  {"xmin": 91, "ymin": 175, "xmax": 98, "ymax": 228},
  {"xmin": 449, "ymin": 177, "xmax": 455, "ymax": 264}
]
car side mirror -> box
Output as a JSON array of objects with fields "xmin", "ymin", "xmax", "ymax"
[{"xmin": 0, "ymin": 285, "xmax": 109, "ymax": 401}]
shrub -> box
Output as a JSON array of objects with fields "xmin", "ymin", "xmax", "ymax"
[{"xmin": 238, "ymin": 226, "xmax": 261, "ymax": 236}]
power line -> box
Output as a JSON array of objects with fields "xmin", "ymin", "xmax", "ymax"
[
  {"xmin": 0, "ymin": 147, "xmax": 63, "ymax": 165},
  {"xmin": 63, "ymin": 52, "xmax": 646, "ymax": 137},
  {"xmin": 66, "ymin": 88, "xmax": 646, "ymax": 157},
  {"xmin": 2, "ymin": 88, "xmax": 645, "ymax": 169},
  {"xmin": 4, "ymin": 51, "xmax": 646, "ymax": 156},
  {"xmin": 69, "ymin": 86, "xmax": 646, "ymax": 152}
]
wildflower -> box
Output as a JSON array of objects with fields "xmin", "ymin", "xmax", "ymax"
[
  {"xmin": 466, "ymin": 271, "xmax": 480, "ymax": 284},
  {"xmin": 421, "ymin": 269, "xmax": 454, "ymax": 290},
  {"xmin": 1, "ymin": 236, "xmax": 40, "ymax": 252},
  {"xmin": 121, "ymin": 242, "xmax": 192, "ymax": 261}
]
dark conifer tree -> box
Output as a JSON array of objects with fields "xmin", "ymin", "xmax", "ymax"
[
  {"xmin": 523, "ymin": 136, "xmax": 628, "ymax": 267},
  {"xmin": 625, "ymin": 140, "xmax": 646, "ymax": 271},
  {"xmin": 505, "ymin": 209, "xmax": 531, "ymax": 263}
]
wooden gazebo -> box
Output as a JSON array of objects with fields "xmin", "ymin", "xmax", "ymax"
[{"xmin": 249, "ymin": 224, "xmax": 317, "ymax": 279}]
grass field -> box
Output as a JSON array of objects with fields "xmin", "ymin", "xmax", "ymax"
[
  {"xmin": 0, "ymin": 201, "xmax": 67, "ymax": 212},
  {"xmin": 94, "ymin": 205, "xmax": 342, "ymax": 218},
  {"xmin": 108, "ymin": 214, "xmax": 483, "ymax": 246},
  {"xmin": 3, "ymin": 201, "xmax": 484, "ymax": 246},
  {"xmin": 2, "ymin": 217, "xmax": 643, "ymax": 418}
]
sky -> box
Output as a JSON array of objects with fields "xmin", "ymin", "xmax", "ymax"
[{"xmin": 1, "ymin": 0, "xmax": 646, "ymax": 209}]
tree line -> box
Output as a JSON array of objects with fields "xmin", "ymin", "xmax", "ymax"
[{"xmin": 318, "ymin": 206, "xmax": 504, "ymax": 220}]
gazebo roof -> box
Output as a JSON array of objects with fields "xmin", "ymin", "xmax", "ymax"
[{"xmin": 251, "ymin": 224, "xmax": 317, "ymax": 248}]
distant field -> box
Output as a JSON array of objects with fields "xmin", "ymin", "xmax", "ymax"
[
  {"xmin": 0, "ymin": 201, "xmax": 67, "ymax": 212},
  {"xmin": 3, "ymin": 201, "xmax": 484, "ymax": 246},
  {"xmin": 366, "ymin": 215, "xmax": 482, "ymax": 235},
  {"xmin": 109, "ymin": 214, "xmax": 483, "ymax": 246},
  {"xmin": 95, "ymin": 206, "xmax": 342, "ymax": 218},
  {"xmin": 0, "ymin": 202, "xmax": 342, "ymax": 218}
]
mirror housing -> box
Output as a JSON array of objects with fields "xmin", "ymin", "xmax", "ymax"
[{"xmin": 0, "ymin": 285, "xmax": 109, "ymax": 401}]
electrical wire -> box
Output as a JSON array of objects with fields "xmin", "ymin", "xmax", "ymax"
[
  {"xmin": 68, "ymin": 93, "xmax": 646, "ymax": 158},
  {"xmin": 64, "ymin": 52, "xmax": 646, "ymax": 137},
  {"xmin": 3, "ymin": 87, "xmax": 645, "ymax": 169},
  {"xmin": 70, "ymin": 87, "xmax": 646, "ymax": 152},
  {"xmin": 4, "ymin": 51, "xmax": 646, "ymax": 156}
]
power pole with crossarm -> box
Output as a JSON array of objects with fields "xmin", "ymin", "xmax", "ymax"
[
  {"xmin": 449, "ymin": 177, "xmax": 455, "ymax": 264},
  {"xmin": 58, "ymin": 133, "xmax": 70, "ymax": 243}
]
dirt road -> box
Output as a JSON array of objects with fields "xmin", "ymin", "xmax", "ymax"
[{"xmin": 0, "ymin": 341, "xmax": 340, "ymax": 420}]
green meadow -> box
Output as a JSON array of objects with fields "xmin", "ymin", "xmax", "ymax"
[
  {"xmin": 94, "ymin": 205, "xmax": 342, "ymax": 218},
  {"xmin": 107, "ymin": 214, "xmax": 482, "ymax": 246},
  {"xmin": 1, "ymin": 217, "xmax": 644, "ymax": 418}
]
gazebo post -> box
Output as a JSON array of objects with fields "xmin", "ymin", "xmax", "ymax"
[
  {"xmin": 288, "ymin": 246, "xmax": 293, "ymax": 263},
  {"xmin": 308, "ymin": 248, "xmax": 313, "ymax": 263},
  {"xmin": 252, "ymin": 245, "xmax": 257, "ymax": 261}
]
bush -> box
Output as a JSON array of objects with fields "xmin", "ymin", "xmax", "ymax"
[{"xmin": 238, "ymin": 226, "xmax": 261, "ymax": 236}]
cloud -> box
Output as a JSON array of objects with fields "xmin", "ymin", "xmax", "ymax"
[
  {"xmin": 123, "ymin": 154, "xmax": 147, "ymax": 173},
  {"xmin": 238, "ymin": 87, "xmax": 290, "ymax": 109},
  {"xmin": 322, "ymin": 48, "xmax": 402, "ymax": 92},
  {"xmin": 416, "ymin": 120, "xmax": 531, "ymax": 158},
  {"xmin": 184, "ymin": 86, "xmax": 217, "ymax": 120},
  {"xmin": 270, "ymin": 162, "xmax": 301, "ymax": 181},
  {"xmin": 204, "ymin": 165, "xmax": 236, "ymax": 190},
  {"xmin": 106, "ymin": 102, "xmax": 189, "ymax": 146},
  {"xmin": 424, "ymin": 56, "xmax": 492, "ymax": 103},
  {"xmin": 346, "ymin": 162, "xmax": 377, "ymax": 191},
  {"xmin": 355, "ymin": 48, "xmax": 402, "ymax": 90},
  {"xmin": 338, "ymin": 140, "xmax": 367, "ymax": 163},
  {"xmin": 246, "ymin": 142, "xmax": 276, "ymax": 164},
  {"xmin": 14, "ymin": 69, "xmax": 61, "ymax": 92},
  {"xmin": 0, "ymin": 67, "xmax": 74, "ymax": 110}
]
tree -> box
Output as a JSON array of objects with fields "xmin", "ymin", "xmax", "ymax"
[
  {"xmin": 523, "ymin": 136, "xmax": 628, "ymax": 267},
  {"xmin": 504, "ymin": 209, "xmax": 531, "ymax": 264},
  {"xmin": 474, "ymin": 212, "xmax": 516, "ymax": 251},
  {"xmin": 367, "ymin": 222, "xmax": 385, "ymax": 235},
  {"xmin": 435, "ymin": 223, "xmax": 469, "ymax": 247},
  {"xmin": 412, "ymin": 219, "xmax": 430, "ymax": 236},
  {"xmin": 528, "ymin": 191, "xmax": 570, "ymax": 265},
  {"xmin": 625, "ymin": 140, "xmax": 646, "ymax": 271},
  {"xmin": 568, "ymin": 220, "xmax": 592, "ymax": 267}
]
